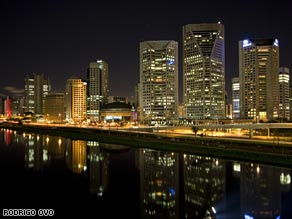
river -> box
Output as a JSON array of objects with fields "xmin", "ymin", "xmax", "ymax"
[{"xmin": 0, "ymin": 128, "xmax": 291, "ymax": 218}]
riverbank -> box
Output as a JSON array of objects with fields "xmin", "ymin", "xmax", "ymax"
[{"xmin": 1, "ymin": 123, "xmax": 292, "ymax": 167}]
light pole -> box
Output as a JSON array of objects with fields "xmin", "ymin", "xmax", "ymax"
[{"xmin": 58, "ymin": 113, "xmax": 61, "ymax": 127}]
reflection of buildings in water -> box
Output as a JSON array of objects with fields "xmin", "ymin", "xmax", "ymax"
[
  {"xmin": 24, "ymin": 133, "xmax": 49, "ymax": 171},
  {"xmin": 138, "ymin": 149, "xmax": 179, "ymax": 219},
  {"xmin": 87, "ymin": 141, "xmax": 109, "ymax": 196},
  {"xmin": 280, "ymin": 168, "xmax": 291, "ymax": 192},
  {"xmin": 1, "ymin": 129, "xmax": 23, "ymax": 145},
  {"xmin": 65, "ymin": 140, "xmax": 87, "ymax": 174},
  {"xmin": 240, "ymin": 163, "xmax": 283, "ymax": 219},
  {"xmin": 4, "ymin": 129, "xmax": 11, "ymax": 145},
  {"xmin": 183, "ymin": 155, "xmax": 226, "ymax": 219},
  {"xmin": 47, "ymin": 137, "xmax": 65, "ymax": 159}
]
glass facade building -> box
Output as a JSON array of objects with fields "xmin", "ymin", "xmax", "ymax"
[
  {"xmin": 24, "ymin": 73, "xmax": 51, "ymax": 115},
  {"xmin": 279, "ymin": 67, "xmax": 290, "ymax": 121},
  {"xmin": 239, "ymin": 39, "xmax": 279, "ymax": 121},
  {"xmin": 65, "ymin": 77, "xmax": 87, "ymax": 123},
  {"xmin": 139, "ymin": 41, "xmax": 178, "ymax": 124},
  {"xmin": 183, "ymin": 23, "xmax": 225, "ymax": 120},
  {"xmin": 87, "ymin": 60, "xmax": 109, "ymax": 122}
]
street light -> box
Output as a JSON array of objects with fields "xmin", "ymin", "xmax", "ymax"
[{"xmin": 58, "ymin": 113, "xmax": 61, "ymax": 127}]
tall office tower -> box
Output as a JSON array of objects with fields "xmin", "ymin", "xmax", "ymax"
[
  {"xmin": 183, "ymin": 23, "xmax": 225, "ymax": 120},
  {"xmin": 279, "ymin": 67, "xmax": 290, "ymax": 121},
  {"xmin": 239, "ymin": 39, "xmax": 279, "ymax": 122},
  {"xmin": 24, "ymin": 73, "xmax": 51, "ymax": 115},
  {"xmin": 232, "ymin": 77, "xmax": 240, "ymax": 119},
  {"xmin": 139, "ymin": 40, "xmax": 178, "ymax": 124},
  {"xmin": 65, "ymin": 77, "xmax": 87, "ymax": 124},
  {"xmin": 134, "ymin": 83, "xmax": 139, "ymax": 108},
  {"xmin": 87, "ymin": 60, "xmax": 109, "ymax": 122},
  {"xmin": 43, "ymin": 93, "xmax": 65, "ymax": 122}
]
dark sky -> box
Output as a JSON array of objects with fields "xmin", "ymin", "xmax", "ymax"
[{"xmin": 0, "ymin": 0, "xmax": 291, "ymax": 102}]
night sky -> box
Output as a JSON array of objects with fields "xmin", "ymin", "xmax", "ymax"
[{"xmin": 0, "ymin": 0, "xmax": 291, "ymax": 103}]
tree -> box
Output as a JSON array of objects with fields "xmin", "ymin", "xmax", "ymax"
[{"xmin": 191, "ymin": 125, "xmax": 199, "ymax": 137}]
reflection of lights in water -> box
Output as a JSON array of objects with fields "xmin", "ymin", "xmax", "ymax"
[
  {"xmin": 244, "ymin": 214, "xmax": 254, "ymax": 219},
  {"xmin": 256, "ymin": 165, "xmax": 260, "ymax": 174},
  {"xmin": 46, "ymin": 137, "xmax": 49, "ymax": 143},
  {"xmin": 233, "ymin": 163, "xmax": 241, "ymax": 172},
  {"xmin": 204, "ymin": 206, "xmax": 216, "ymax": 219},
  {"xmin": 211, "ymin": 206, "xmax": 216, "ymax": 214},
  {"xmin": 37, "ymin": 135, "xmax": 39, "ymax": 141},
  {"xmin": 43, "ymin": 149, "xmax": 48, "ymax": 161},
  {"xmin": 97, "ymin": 186, "xmax": 104, "ymax": 196},
  {"xmin": 169, "ymin": 188, "xmax": 175, "ymax": 197},
  {"xmin": 215, "ymin": 159, "xmax": 219, "ymax": 166},
  {"xmin": 280, "ymin": 172, "xmax": 291, "ymax": 185},
  {"xmin": 58, "ymin": 139, "xmax": 62, "ymax": 145},
  {"xmin": 183, "ymin": 154, "xmax": 186, "ymax": 159}
]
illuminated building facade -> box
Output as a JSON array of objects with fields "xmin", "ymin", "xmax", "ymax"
[
  {"xmin": 107, "ymin": 96, "xmax": 128, "ymax": 104},
  {"xmin": 100, "ymin": 102, "xmax": 133, "ymax": 123},
  {"xmin": 138, "ymin": 149, "xmax": 179, "ymax": 218},
  {"xmin": 279, "ymin": 67, "xmax": 290, "ymax": 121},
  {"xmin": 239, "ymin": 39, "xmax": 279, "ymax": 121},
  {"xmin": 232, "ymin": 77, "xmax": 240, "ymax": 119},
  {"xmin": 139, "ymin": 41, "xmax": 178, "ymax": 124},
  {"xmin": 24, "ymin": 73, "xmax": 51, "ymax": 115},
  {"xmin": 87, "ymin": 60, "xmax": 109, "ymax": 122},
  {"xmin": 65, "ymin": 77, "xmax": 87, "ymax": 124},
  {"xmin": 4, "ymin": 96, "xmax": 12, "ymax": 117},
  {"xmin": 183, "ymin": 23, "xmax": 225, "ymax": 120},
  {"xmin": 44, "ymin": 93, "xmax": 65, "ymax": 122}
]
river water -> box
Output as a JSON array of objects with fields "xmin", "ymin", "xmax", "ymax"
[{"xmin": 0, "ymin": 128, "xmax": 291, "ymax": 218}]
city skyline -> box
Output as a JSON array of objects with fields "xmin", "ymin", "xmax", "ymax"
[{"xmin": 0, "ymin": 0, "xmax": 291, "ymax": 102}]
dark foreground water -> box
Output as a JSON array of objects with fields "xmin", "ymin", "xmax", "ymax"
[{"xmin": 0, "ymin": 128, "xmax": 291, "ymax": 218}]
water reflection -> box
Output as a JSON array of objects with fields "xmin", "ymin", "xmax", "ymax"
[
  {"xmin": 183, "ymin": 155, "xmax": 226, "ymax": 219},
  {"xmin": 0, "ymin": 128, "xmax": 291, "ymax": 218},
  {"xmin": 87, "ymin": 141, "xmax": 109, "ymax": 196},
  {"xmin": 0, "ymin": 129, "xmax": 110, "ymax": 196},
  {"xmin": 138, "ymin": 149, "xmax": 179, "ymax": 218}
]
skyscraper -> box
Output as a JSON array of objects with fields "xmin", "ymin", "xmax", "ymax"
[
  {"xmin": 232, "ymin": 77, "xmax": 240, "ymax": 119},
  {"xmin": 65, "ymin": 77, "xmax": 87, "ymax": 123},
  {"xmin": 24, "ymin": 73, "xmax": 51, "ymax": 115},
  {"xmin": 183, "ymin": 23, "xmax": 225, "ymax": 120},
  {"xmin": 239, "ymin": 39, "xmax": 279, "ymax": 121},
  {"xmin": 139, "ymin": 40, "xmax": 178, "ymax": 124},
  {"xmin": 43, "ymin": 93, "xmax": 65, "ymax": 122},
  {"xmin": 87, "ymin": 60, "xmax": 109, "ymax": 122},
  {"xmin": 279, "ymin": 67, "xmax": 290, "ymax": 121}
]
